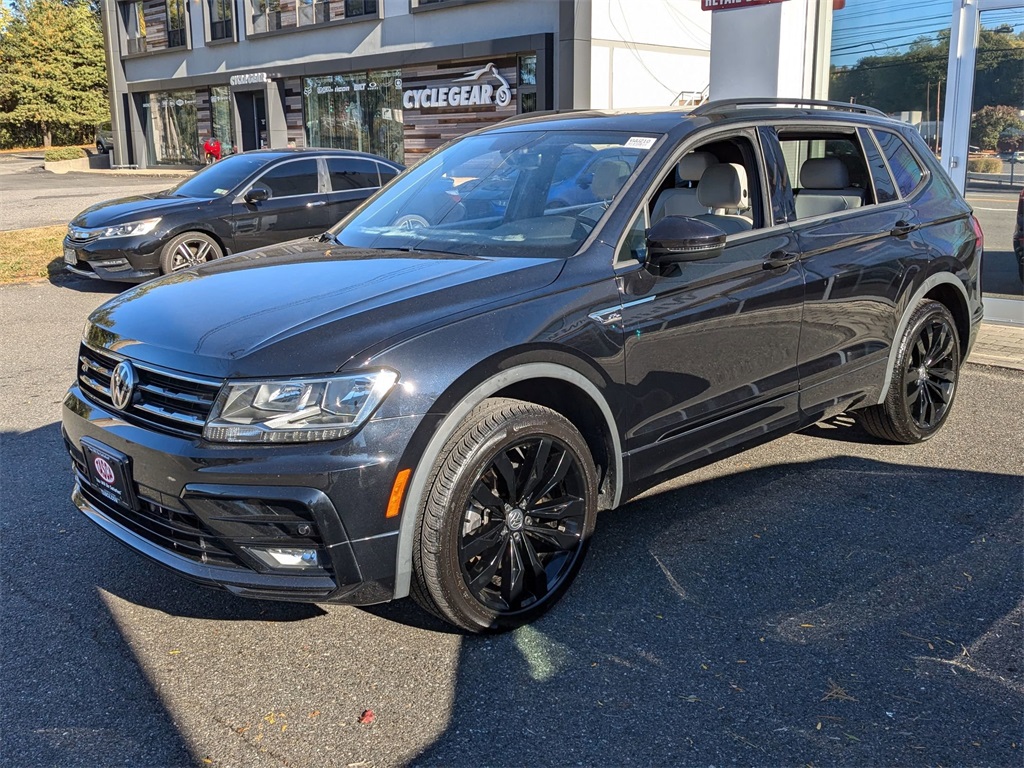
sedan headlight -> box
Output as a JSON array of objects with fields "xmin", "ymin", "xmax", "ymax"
[
  {"xmin": 204, "ymin": 370, "xmax": 399, "ymax": 443},
  {"xmin": 99, "ymin": 218, "xmax": 162, "ymax": 239}
]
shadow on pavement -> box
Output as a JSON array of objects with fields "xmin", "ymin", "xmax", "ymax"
[{"xmin": 413, "ymin": 454, "xmax": 1022, "ymax": 766}]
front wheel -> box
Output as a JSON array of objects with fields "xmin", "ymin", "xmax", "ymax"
[
  {"xmin": 159, "ymin": 232, "xmax": 223, "ymax": 275},
  {"xmin": 412, "ymin": 398, "xmax": 598, "ymax": 633},
  {"xmin": 859, "ymin": 299, "xmax": 960, "ymax": 443}
]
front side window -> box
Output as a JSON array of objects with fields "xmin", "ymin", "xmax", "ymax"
[
  {"xmin": 874, "ymin": 130, "xmax": 925, "ymax": 198},
  {"xmin": 649, "ymin": 134, "xmax": 763, "ymax": 232},
  {"xmin": 167, "ymin": 0, "xmax": 187, "ymax": 47},
  {"xmin": 208, "ymin": 0, "xmax": 233, "ymax": 40},
  {"xmin": 331, "ymin": 129, "xmax": 656, "ymax": 259},
  {"xmin": 254, "ymin": 158, "xmax": 320, "ymax": 197}
]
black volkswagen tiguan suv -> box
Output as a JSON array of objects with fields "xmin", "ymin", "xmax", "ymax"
[{"xmin": 62, "ymin": 100, "xmax": 983, "ymax": 632}]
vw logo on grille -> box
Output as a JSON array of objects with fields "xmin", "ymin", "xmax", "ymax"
[{"xmin": 110, "ymin": 360, "xmax": 137, "ymax": 411}]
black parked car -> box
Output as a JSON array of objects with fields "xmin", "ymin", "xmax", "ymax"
[
  {"xmin": 63, "ymin": 149, "xmax": 403, "ymax": 282},
  {"xmin": 62, "ymin": 100, "xmax": 983, "ymax": 633}
]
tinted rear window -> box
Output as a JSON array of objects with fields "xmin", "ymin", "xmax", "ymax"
[
  {"xmin": 327, "ymin": 158, "xmax": 380, "ymax": 191},
  {"xmin": 874, "ymin": 130, "xmax": 924, "ymax": 197}
]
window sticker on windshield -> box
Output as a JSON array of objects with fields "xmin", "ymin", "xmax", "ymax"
[
  {"xmin": 213, "ymin": 188, "xmax": 229, "ymax": 196},
  {"xmin": 625, "ymin": 137, "xmax": 657, "ymax": 150}
]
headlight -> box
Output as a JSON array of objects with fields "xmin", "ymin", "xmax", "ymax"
[
  {"xmin": 204, "ymin": 370, "xmax": 399, "ymax": 443},
  {"xmin": 99, "ymin": 218, "xmax": 162, "ymax": 239}
]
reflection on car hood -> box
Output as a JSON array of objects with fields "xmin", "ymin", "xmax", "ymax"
[
  {"xmin": 71, "ymin": 193, "xmax": 202, "ymax": 228},
  {"xmin": 85, "ymin": 240, "xmax": 565, "ymax": 378}
]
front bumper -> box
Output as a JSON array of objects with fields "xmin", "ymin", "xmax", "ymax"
[
  {"xmin": 62, "ymin": 382, "xmax": 422, "ymax": 605},
  {"xmin": 62, "ymin": 234, "xmax": 163, "ymax": 283}
]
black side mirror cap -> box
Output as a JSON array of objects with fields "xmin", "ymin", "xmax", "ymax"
[
  {"xmin": 245, "ymin": 186, "xmax": 270, "ymax": 204},
  {"xmin": 647, "ymin": 216, "xmax": 727, "ymax": 264}
]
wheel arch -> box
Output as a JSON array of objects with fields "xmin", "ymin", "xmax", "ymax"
[
  {"xmin": 876, "ymin": 271, "xmax": 970, "ymax": 404},
  {"xmin": 392, "ymin": 362, "xmax": 623, "ymax": 601}
]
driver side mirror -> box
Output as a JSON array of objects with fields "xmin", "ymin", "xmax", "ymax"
[
  {"xmin": 577, "ymin": 172, "xmax": 593, "ymax": 189},
  {"xmin": 646, "ymin": 216, "xmax": 727, "ymax": 265},
  {"xmin": 244, "ymin": 186, "xmax": 270, "ymax": 204}
]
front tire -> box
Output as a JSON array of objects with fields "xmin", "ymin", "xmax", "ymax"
[
  {"xmin": 859, "ymin": 299, "xmax": 960, "ymax": 443},
  {"xmin": 159, "ymin": 232, "xmax": 223, "ymax": 275},
  {"xmin": 412, "ymin": 398, "xmax": 598, "ymax": 633}
]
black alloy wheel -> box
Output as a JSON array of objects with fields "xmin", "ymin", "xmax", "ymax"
[
  {"xmin": 903, "ymin": 313, "xmax": 958, "ymax": 430},
  {"xmin": 412, "ymin": 398, "xmax": 598, "ymax": 632},
  {"xmin": 860, "ymin": 300, "xmax": 960, "ymax": 443},
  {"xmin": 459, "ymin": 435, "xmax": 587, "ymax": 613}
]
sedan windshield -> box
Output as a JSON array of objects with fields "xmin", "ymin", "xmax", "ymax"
[
  {"xmin": 331, "ymin": 130, "xmax": 657, "ymax": 258},
  {"xmin": 163, "ymin": 154, "xmax": 273, "ymax": 199}
]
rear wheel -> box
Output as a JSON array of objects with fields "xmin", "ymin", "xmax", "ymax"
[
  {"xmin": 859, "ymin": 299, "xmax": 960, "ymax": 443},
  {"xmin": 159, "ymin": 232, "xmax": 222, "ymax": 274},
  {"xmin": 412, "ymin": 398, "xmax": 598, "ymax": 633}
]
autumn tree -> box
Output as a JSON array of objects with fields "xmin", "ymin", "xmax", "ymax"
[
  {"xmin": 0, "ymin": 0, "xmax": 108, "ymax": 148},
  {"xmin": 971, "ymin": 105, "xmax": 1024, "ymax": 152}
]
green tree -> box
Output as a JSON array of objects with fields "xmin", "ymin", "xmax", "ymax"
[
  {"xmin": 830, "ymin": 28, "xmax": 1024, "ymax": 115},
  {"xmin": 0, "ymin": 0, "xmax": 108, "ymax": 148},
  {"xmin": 971, "ymin": 105, "xmax": 1024, "ymax": 152}
]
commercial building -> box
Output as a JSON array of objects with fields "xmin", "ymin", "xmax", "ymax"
[{"xmin": 98, "ymin": 0, "xmax": 712, "ymax": 169}]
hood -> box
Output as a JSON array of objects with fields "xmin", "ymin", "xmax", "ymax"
[
  {"xmin": 85, "ymin": 240, "xmax": 565, "ymax": 378},
  {"xmin": 71, "ymin": 192, "xmax": 201, "ymax": 228}
]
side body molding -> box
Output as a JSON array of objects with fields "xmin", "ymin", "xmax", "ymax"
[
  {"xmin": 875, "ymin": 272, "xmax": 972, "ymax": 404},
  {"xmin": 392, "ymin": 362, "xmax": 624, "ymax": 600}
]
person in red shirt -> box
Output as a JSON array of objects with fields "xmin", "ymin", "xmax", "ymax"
[{"xmin": 203, "ymin": 136, "xmax": 222, "ymax": 164}]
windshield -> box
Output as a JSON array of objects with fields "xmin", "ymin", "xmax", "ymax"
[
  {"xmin": 331, "ymin": 130, "xmax": 657, "ymax": 259},
  {"xmin": 164, "ymin": 154, "xmax": 272, "ymax": 199}
]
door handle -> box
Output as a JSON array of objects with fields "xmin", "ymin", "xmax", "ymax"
[
  {"xmin": 763, "ymin": 250, "xmax": 798, "ymax": 270},
  {"xmin": 891, "ymin": 219, "xmax": 915, "ymax": 237},
  {"xmin": 306, "ymin": 201, "xmax": 326, "ymax": 208}
]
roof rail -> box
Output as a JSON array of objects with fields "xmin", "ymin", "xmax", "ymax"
[{"xmin": 690, "ymin": 98, "xmax": 886, "ymax": 118}]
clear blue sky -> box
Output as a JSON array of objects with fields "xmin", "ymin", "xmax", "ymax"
[{"xmin": 831, "ymin": 0, "xmax": 1024, "ymax": 68}]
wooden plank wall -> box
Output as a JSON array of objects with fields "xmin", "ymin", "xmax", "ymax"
[
  {"xmin": 284, "ymin": 78, "xmax": 306, "ymax": 146},
  {"xmin": 142, "ymin": 0, "xmax": 168, "ymax": 49},
  {"xmin": 401, "ymin": 57, "xmax": 518, "ymax": 166}
]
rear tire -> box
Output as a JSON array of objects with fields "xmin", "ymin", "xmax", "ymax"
[
  {"xmin": 859, "ymin": 299, "xmax": 960, "ymax": 443},
  {"xmin": 412, "ymin": 398, "xmax": 598, "ymax": 633}
]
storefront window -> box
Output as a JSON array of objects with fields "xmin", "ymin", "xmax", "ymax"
[
  {"xmin": 303, "ymin": 68, "xmax": 403, "ymax": 163},
  {"xmin": 208, "ymin": 0, "xmax": 233, "ymax": 40},
  {"xmin": 145, "ymin": 89, "xmax": 199, "ymax": 166},
  {"xmin": 519, "ymin": 54, "xmax": 537, "ymax": 113},
  {"xmin": 209, "ymin": 86, "xmax": 236, "ymax": 155},
  {"xmin": 167, "ymin": 0, "xmax": 187, "ymax": 47}
]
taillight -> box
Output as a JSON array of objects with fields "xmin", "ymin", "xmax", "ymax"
[{"xmin": 970, "ymin": 214, "xmax": 984, "ymax": 254}]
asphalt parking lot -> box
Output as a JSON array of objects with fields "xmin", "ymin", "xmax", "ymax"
[{"xmin": 1, "ymin": 275, "xmax": 1021, "ymax": 767}]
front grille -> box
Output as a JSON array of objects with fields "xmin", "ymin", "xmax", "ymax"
[
  {"xmin": 78, "ymin": 343, "xmax": 222, "ymax": 437},
  {"xmin": 73, "ymin": 464, "xmax": 242, "ymax": 568},
  {"xmin": 67, "ymin": 225, "xmax": 99, "ymax": 244}
]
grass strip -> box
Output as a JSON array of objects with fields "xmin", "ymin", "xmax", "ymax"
[{"xmin": 0, "ymin": 226, "xmax": 67, "ymax": 283}]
